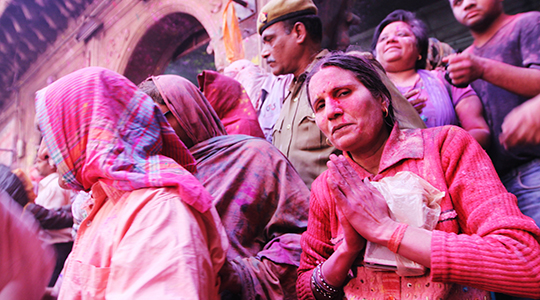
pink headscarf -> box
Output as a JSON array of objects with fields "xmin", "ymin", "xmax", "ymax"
[
  {"xmin": 198, "ymin": 70, "xmax": 265, "ymax": 138},
  {"xmin": 35, "ymin": 67, "xmax": 212, "ymax": 212}
]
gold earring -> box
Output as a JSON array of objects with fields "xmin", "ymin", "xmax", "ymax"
[
  {"xmin": 382, "ymin": 106, "xmax": 389, "ymax": 118},
  {"xmin": 326, "ymin": 138, "xmax": 333, "ymax": 147},
  {"xmin": 418, "ymin": 55, "xmax": 423, "ymax": 61}
]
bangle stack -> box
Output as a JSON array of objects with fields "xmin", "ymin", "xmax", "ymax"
[
  {"xmin": 388, "ymin": 223, "xmax": 409, "ymax": 253},
  {"xmin": 311, "ymin": 262, "xmax": 342, "ymax": 299}
]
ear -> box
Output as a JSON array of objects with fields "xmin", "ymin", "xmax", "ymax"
[{"xmin": 293, "ymin": 22, "xmax": 307, "ymax": 44}]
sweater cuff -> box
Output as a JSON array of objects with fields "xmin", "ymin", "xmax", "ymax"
[{"xmin": 430, "ymin": 230, "xmax": 452, "ymax": 282}]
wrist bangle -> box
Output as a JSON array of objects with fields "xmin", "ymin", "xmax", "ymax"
[
  {"xmin": 311, "ymin": 262, "xmax": 342, "ymax": 299},
  {"xmin": 387, "ymin": 223, "xmax": 408, "ymax": 253}
]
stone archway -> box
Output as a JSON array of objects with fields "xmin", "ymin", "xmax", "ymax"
[{"xmin": 122, "ymin": 12, "xmax": 211, "ymax": 85}]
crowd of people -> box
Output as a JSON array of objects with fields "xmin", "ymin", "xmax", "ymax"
[{"xmin": 1, "ymin": 0, "xmax": 539, "ymax": 299}]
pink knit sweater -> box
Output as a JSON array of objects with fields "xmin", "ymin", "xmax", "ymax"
[{"xmin": 298, "ymin": 125, "xmax": 540, "ymax": 299}]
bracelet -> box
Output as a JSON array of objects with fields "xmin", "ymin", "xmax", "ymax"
[
  {"xmin": 387, "ymin": 223, "xmax": 409, "ymax": 253},
  {"xmin": 311, "ymin": 262, "xmax": 342, "ymax": 299}
]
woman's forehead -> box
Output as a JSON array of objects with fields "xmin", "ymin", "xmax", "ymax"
[
  {"xmin": 382, "ymin": 21, "xmax": 413, "ymax": 33},
  {"xmin": 312, "ymin": 67, "xmax": 357, "ymax": 88},
  {"xmin": 309, "ymin": 67, "xmax": 361, "ymax": 98}
]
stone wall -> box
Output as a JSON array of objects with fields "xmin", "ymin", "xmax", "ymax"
[{"xmin": 0, "ymin": 0, "xmax": 264, "ymax": 170}]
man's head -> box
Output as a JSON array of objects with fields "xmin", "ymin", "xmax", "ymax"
[
  {"xmin": 258, "ymin": 0, "xmax": 322, "ymax": 77},
  {"xmin": 35, "ymin": 141, "xmax": 56, "ymax": 178},
  {"xmin": 449, "ymin": 0, "xmax": 504, "ymax": 32}
]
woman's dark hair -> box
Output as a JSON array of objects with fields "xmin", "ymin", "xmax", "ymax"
[
  {"xmin": 306, "ymin": 52, "xmax": 395, "ymax": 132},
  {"xmin": 371, "ymin": 9, "xmax": 429, "ymax": 70},
  {"xmin": 282, "ymin": 15, "xmax": 323, "ymax": 44}
]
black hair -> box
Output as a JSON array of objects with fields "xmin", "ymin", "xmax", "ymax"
[
  {"xmin": 282, "ymin": 15, "xmax": 323, "ymax": 44},
  {"xmin": 138, "ymin": 79, "xmax": 165, "ymax": 105},
  {"xmin": 306, "ymin": 52, "xmax": 395, "ymax": 132},
  {"xmin": 371, "ymin": 9, "xmax": 429, "ymax": 70}
]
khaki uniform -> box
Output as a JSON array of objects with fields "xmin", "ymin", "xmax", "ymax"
[{"xmin": 272, "ymin": 50, "xmax": 337, "ymax": 189}]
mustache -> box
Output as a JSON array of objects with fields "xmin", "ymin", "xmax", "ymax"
[{"xmin": 266, "ymin": 57, "xmax": 276, "ymax": 64}]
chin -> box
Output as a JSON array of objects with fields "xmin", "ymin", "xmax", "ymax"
[{"xmin": 333, "ymin": 139, "xmax": 358, "ymax": 153}]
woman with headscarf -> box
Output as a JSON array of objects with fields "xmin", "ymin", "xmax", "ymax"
[
  {"xmin": 198, "ymin": 70, "xmax": 265, "ymax": 138},
  {"xmin": 139, "ymin": 74, "xmax": 310, "ymax": 300},
  {"xmin": 35, "ymin": 67, "xmax": 227, "ymax": 299}
]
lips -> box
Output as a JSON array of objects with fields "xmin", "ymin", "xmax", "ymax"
[
  {"xmin": 384, "ymin": 45, "xmax": 401, "ymax": 53},
  {"xmin": 331, "ymin": 123, "xmax": 352, "ymax": 135},
  {"xmin": 465, "ymin": 10, "xmax": 480, "ymax": 20}
]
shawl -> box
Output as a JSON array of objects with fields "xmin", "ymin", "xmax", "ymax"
[
  {"xmin": 190, "ymin": 135, "xmax": 309, "ymax": 263},
  {"xmin": 35, "ymin": 67, "xmax": 212, "ymax": 213},
  {"xmin": 197, "ymin": 70, "xmax": 265, "ymax": 138}
]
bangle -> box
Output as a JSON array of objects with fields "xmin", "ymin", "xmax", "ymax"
[
  {"xmin": 387, "ymin": 223, "xmax": 408, "ymax": 253},
  {"xmin": 311, "ymin": 262, "xmax": 342, "ymax": 299}
]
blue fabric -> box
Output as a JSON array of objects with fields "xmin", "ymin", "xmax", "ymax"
[{"xmin": 501, "ymin": 158, "xmax": 540, "ymax": 228}]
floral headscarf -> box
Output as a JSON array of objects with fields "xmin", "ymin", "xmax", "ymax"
[{"xmin": 35, "ymin": 67, "xmax": 212, "ymax": 212}]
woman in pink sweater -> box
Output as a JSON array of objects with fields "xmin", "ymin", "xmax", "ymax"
[{"xmin": 297, "ymin": 53, "xmax": 540, "ymax": 300}]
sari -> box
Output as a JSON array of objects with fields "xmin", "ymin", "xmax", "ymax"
[{"xmin": 152, "ymin": 74, "xmax": 310, "ymax": 300}]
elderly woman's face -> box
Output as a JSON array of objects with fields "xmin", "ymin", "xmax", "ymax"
[
  {"xmin": 309, "ymin": 66, "xmax": 387, "ymax": 155},
  {"xmin": 375, "ymin": 21, "xmax": 420, "ymax": 72}
]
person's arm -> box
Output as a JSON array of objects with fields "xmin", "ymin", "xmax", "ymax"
[
  {"xmin": 319, "ymin": 192, "xmax": 366, "ymax": 289},
  {"xmin": 26, "ymin": 203, "xmax": 74, "ymax": 229},
  {"xmin": 297, "ymin": 176, "xmax": 353, "ymax": 300},
  {"xmin": 454, "ymin": 95, "xmax": 491, "ymax": 149},
  {"xmin": 445, "ymin": 52, "xmax": 540, "ymax": 98},
  {"xmin": 432, "ymin": 127, "xmax": 540, "ymax": 298},
  {"xmin": 500, "ymin": 93, "xmax": 540, "ymax": 148}
]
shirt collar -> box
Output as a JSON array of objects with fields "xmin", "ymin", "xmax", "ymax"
[
  {"xmin": 289, "ymin": 49, "xmax": 330, "ymax": 94},
  {"xmin": 345, "ymin": 125, "xmax": 424, "ymax": 177},
  {"xmin": 379, "ymin": 125, "xmax": 424, "ymax": 173}
]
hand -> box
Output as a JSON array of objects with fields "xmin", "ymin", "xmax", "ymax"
[
  {"xmin": 444, "ymin": 52, "xmax": 485, "ymax": 87},
  {"xmin": 403, "ymin": 89, "xmax": 427, "ymax": 114},
  {"xmin": 334, "ymin": 199, "xmax": 366, "ymax": 253},
  {"xmin": 500, "ymin": 95, "xmax": 540, "ymax": 149},
  {"xmin": 327, "ymin": 154, "xmax": 396, "ymax": 246}
]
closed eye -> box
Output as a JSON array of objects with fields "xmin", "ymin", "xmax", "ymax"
[{"xmin": 263, "ymin": 35, "xmax": 274, "ymax": 44}]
